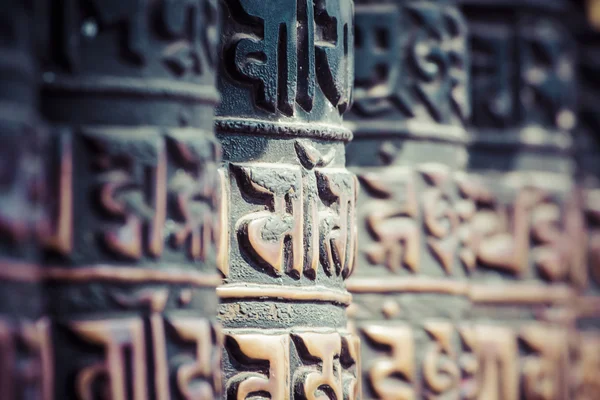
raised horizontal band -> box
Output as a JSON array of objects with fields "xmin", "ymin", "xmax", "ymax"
[
  {"xmin": 347, "ymin": 276, "xmax": 577, "ymax": 305},
  {"xmin": 468, "ymin": 127, "xmax": 573, "ymax": 152},
  {"xmin": 218, "ymin": 284, "xmax": 352, "ymax": 305},
  {"xmin": 42, "ymin": 75, "xmax": 220, "ymax": 104},
  {"xmin": 346, "ymin": 277, "xmax": 469, "ymax": 296},
  {"xmin": 0, "ymin": 260, "xmax": 221, "ymax": 287},
  {"xmin": 348, "ymin": 120, "xmax": 468, "ymax": 144},
  {"xmin": 215, "ymin": 117, "xmax": 353, "ymax": 142}
]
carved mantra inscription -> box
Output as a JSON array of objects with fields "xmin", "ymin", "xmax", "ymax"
[
  {"xmin": 224, "ymin": 331, "xmax": 359, "ymax": 399},
  {"xmin": 42, "ymin": 0, "xmax": 218, "ymax": 82},
  {"xmin": 352, "ymin": 2, "xmax": 468, "ymax": 123},
  {"xmin": 221, "ymin": 139, "xmax": 357, "ymax": 280},
  {"xmin": 356, "ymin": 168, "xmax": 586, "ymax": 284},
  {"xmin": 41, "ymin": 127, "xmax": 220, "ymax": 263},
  {"xmin": 222, "ymin": 0, "xmax": 353, "ymax": 115},
  {"xmin": 469, "ymin": 13, "xmax": 574, "ymax": 130},
  {"xmin": 0, "ymin": 318, "xmax": 52, "ymax": 400},
  {"xmin": 66, "ymin": 291, "xmax": 221, "ymax": 400},
  {"xmin": 358, "ymin": 322, "xmax": 570, "ymax": 400}
]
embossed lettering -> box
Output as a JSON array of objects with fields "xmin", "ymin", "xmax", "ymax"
[
  {"xmin": 225, "ymin": 333, "xmax": 291, "ymax": 399},
  {"xmin": 361, "ymin": 325, "xmax": 415, "ymax": 400}
]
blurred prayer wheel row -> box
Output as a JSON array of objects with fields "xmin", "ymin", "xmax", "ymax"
[{"xmin": 0, "ymin": 0, "xmax": 599, "ymax": 399}]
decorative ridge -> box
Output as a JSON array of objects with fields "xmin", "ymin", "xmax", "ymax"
[
  {"xmin": 348, "ymin": 120, "xmax": 468, "ymax": 144},
  {"xmin": 41, "ymin": 74, "xmax": 220, "ymax": 104},
  {"xmin": 215, "ymin": 117, "xmax": 354, "ymax": 142}
]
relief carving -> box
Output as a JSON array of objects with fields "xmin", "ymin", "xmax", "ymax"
[
  {"xmin": 86, "ymin": 129, "xmax": 167, "ymax": 260},
  {"xmin": 293, "ymin": 332, "xmax": 344, "ymax": 399},
  {"xmin": 353, "ymin": 2, "xmax": 468, "ymax": 123},
  {"xmin": 422, "ymin": 322, "xmax": 459, "ymax": 397},
  {"xmin": 223, "ymin": 0, "xmax": 353, "ymax": 115},
  {"xmin": 231, "ymin": 140, "xmax": 357, "ymax": 280},
  {"xmin": 360, "ymin": 167, "xmax": 420, "ymax": 274},
  {"xmin": 225, "ymin": 333, "xmax": 291, "ymax": 399},
  {"xmin": 361, "ymin": 325, "xmax": 414, "ymax": 400},
  {"xmin": 43, "ymin": 0, "xmax": 219, "ymax": 78}
]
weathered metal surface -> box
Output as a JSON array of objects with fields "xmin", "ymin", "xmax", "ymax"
[
  {"xmin": 345, "ymin": 0, "xmax": 472, "ymax": 398},
  {"xmin": 571, "ymin": 2, "xmax": 600, "ymax": 397},
  {"xmin": 214, "ymin": 0, "xmax": 360, "ymax": 398},
  {"xmin": 37, "ymin": 1, "xmax": 223, "ymax": 398},
  {"xmin": 0, "ymin": 1, "xmax": 48, "ymax": 398},
  {"xmin": 461, "ymin": 0, "xmax": 584, "ymax": 398}
]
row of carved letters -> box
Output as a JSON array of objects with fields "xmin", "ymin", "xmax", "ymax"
[
  {"xmin": 44, "ymin": 0, "xmax": 219, "ymax": 76},
  {"xmin": 359, "ymin": 322, "xmax": 598, "ymax": 400},
  {"xmin": 0, "ymin": 314, "xmax": 220, "ymax": 400},
  {"xmin": 221, "ymin": 141, "xmax": 357, "ymax": 279},
  {"xmin": 225, "ymin": 0, "xmax": 354, "ymax": 114},
  {"xmin": 225, "ymin": 330, "xmax": 359, "ymax": 400},
  {"xmin": 358, "ymin": 165, "xmax": 591, "ymax": 286},
  {"xmin": 39, "ymin": 128, "xmax": 220, "ymax": 262}
]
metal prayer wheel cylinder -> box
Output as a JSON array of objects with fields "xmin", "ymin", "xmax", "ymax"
[
  {"xmin": 214, "ymin": 0, "xmax": 360, "ymax": 398},
  {"xmin": 571, "ymin": 2, "xmax": 600, "ymax": 397},
  {"xmin": 460, "ymin": 0, "xmax": 582, "ymax": 398},
  {"xmin": 0, "ymin": 1, "xmax": 48, "ymax": 397},
  {"xmin": 38, "ymin": 1, "xmax": 223, "ymax": 398},
  {"xmin": 345, "ymin": 0, "xmax": 472, "ymax": 398}
]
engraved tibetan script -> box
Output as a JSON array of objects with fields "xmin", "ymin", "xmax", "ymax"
[
  {"xmin": 353, "ymin": 3, "xmax": 468, "ymax": 122},
  {"xmin": 232, "ymin": 141, "xmax": 356, "ymax": 279},
  {"xmin": 69, "ymin": 291, "xmax": 220, "ymax": 400},
  {"xmin": 225, "ymin": 331, "xmax": 358, "ymax": 400},
  {"xmin": 224, "ymin": 0, "xmax": 353, "ymax": 115}
]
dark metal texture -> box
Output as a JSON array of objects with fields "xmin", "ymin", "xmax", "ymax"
[
  {"xmin": 345, "ymin": 0, "xmax": 472, "ymax": 398},
  {"xmin": 571, "ymin": 1, "xmax": 600, "ymax": 397},
  {"xmin": 461, "ymin": 0, "xmax": 584, "ymax": 398},
  {"xmin": 214, "ymin": 0, "xmax": 360, "ymax": 398},
  {"xmin": 37, "ymin": 1, "xmax": 223, "ymax": 398},
  {"xmin": 0, "ymin": 0, "xmax": 48, "ymax": 398}
]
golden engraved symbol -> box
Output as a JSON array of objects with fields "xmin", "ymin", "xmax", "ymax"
[
  {"xmin": 469, "ymin": 186, "xmax": 542, "ymax": 275},
  {"xmin": 520, "ymin": 325, "xmax": 569, "ymax": 400},
  {"xmin": 234, "ymin": 164, "xmax": 304, "ymax": 277},
  {"xmin": 341, "ymin": 335, "xmax": 361, "ymax": 400},
  {"xmin": 361, "ymin": 325, "xmax": 415, "ymax": 400},
  {"xmin": 572, "ymin": 332, "xmax": 600, "ymax": 400},
  {"xmin": 360, "ymin": 167, "xmax": 420, "ymax": 274},
  {"xmin": 232, "ymin": 141, "xmax": 357, "ymax": 280},
  {"xmin": 226, "ymin": 333, "xmax": 291, "ymax": 400},
  {"xmin": 473, "ymin": 326, "xmax": 519, "ymax": 400},
  {"xmin": 70, "ymin": 318, "xmax": 148, "ymax": 400},
  {"xmin": 315, "ymin": 170, "xmax": 357, "ymax": 278},
  {"xmin": 73, "ymin": 290, "xmax": 220, "ymax": 400},
  {"xmin": 293, "ymin": 332, "xmax": 344, "ymax": 400},
  {"xmin": 170, "ymin": 319, "xmax": 222, "ymax": 400},
  {"xmin": 420, "ymin": 165, "xmax": 460, "ymax": 274},
  {"xmin": 531, "ymin": 191, "xmax": 588, "ymax": 286},
  {"xmin": 167, "ymin": 132, "xmax": 220, "ymax": 262},
  {"xmin": 87, "ymin": 128, "xmax": 167, "ymax": 260},
  {"xmin": 422, "ymin": 322, "xmax": 460, "ymax": 397},
  {"xmin": 458, "ymin": 326, "xmax": 479, "ymax": 399},
  {"xmin": 41, "ymin": 129, "xmax": 73, "ymax": 255}
]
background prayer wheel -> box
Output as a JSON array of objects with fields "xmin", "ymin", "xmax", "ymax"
[
  {"xmin": 37, "ymin": 1, "xmax": 223, "ymax": 398},
  {"xmin": 345, "ymin": 0, "xmax": 472, "ymax": 398}
]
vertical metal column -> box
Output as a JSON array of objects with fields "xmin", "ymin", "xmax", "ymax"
[
  {"xmin": 345, "ymin": 0, "xmax": 472, "ymax": 398},
  {"xmin": 461, "ymin": 0, "xmax": 581, "ymax": 398},
  {"xmin": 38, "ymin": 1, "xmax": 223, "ymax": 398},
  {"xmin": 0, "ymin": 1, "xmax": 48, "ymax": 398},
  {"xmin": 571, "ymin": 1, "xmax": 600, "ymax": 397},
  {"xmin": 215, "ymin": 0, "xmax": 360, "ymax": 398}
]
